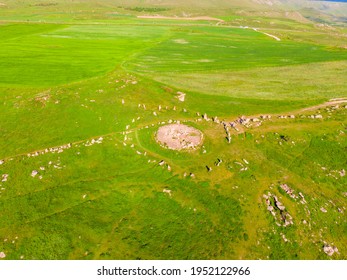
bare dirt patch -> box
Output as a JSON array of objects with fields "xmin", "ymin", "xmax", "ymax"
[
  {"xmin": 196, "ymin": 59, "xmax": 215, "ymax": 63},
  {"xmin": 156, "ymin": 124, "xmax": 203, "ymax": 150},
  {"xmin": 173, "ymin": 39, "xmax": 189, "ymax": 44}
]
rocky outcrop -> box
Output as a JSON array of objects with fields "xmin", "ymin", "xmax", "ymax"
[{"xmin": 264, "ymin": 192, "xmax": 293, "ymax": 227}]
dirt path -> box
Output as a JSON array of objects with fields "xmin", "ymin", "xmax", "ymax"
[
  {"xmin": 231, "ymin": 98, "xmax": 347, "ymax": 122},
  {"xmin": 298, "ymin": 98, "xmax": 347, "ymax": 112},
  {"xmin": 252, "ymin": 27, "xmax": 281, "ymax": 41}
]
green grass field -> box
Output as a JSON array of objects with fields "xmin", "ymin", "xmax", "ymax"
[{"xmin": 0, "ymin": 0, "xmax": 346, "ymax": 260}]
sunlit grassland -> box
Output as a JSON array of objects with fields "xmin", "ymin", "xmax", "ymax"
[
  {"xmin": 151, "ymin": 61, "xmax": 347, "ymax": 100},
  {"xmin": 0, "ymin": 23, "xmax": 169, "ymax": 86},
  {"xmin": 125, "ymin": 25, "xmax": 347, "ymax": 73},
  {"xmin": 0, "ymin": 7, "xmax": 346, "ymax": 260}
]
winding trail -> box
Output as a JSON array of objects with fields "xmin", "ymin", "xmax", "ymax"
[
  {"xmin": 228, "ymin": 98, "xmax": 347, "ymax": 124},
  {"xmin": 252, "ymin": 27, "xmax": 281, "ymax": 41},
  {"xmin": 298, "ymin": 98, "xmax": 347, "ymax": 112}
]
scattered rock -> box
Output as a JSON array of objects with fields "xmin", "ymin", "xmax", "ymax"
[
  {"xmin": 298, "ymin": 192, "xmax": 307, "ymax": 204},
  {"xmin": 163, "ymin": 189, "xmax": 172, "ymax": 196},
  {"xmin": 215, "ymin": 158, "xmax": 223, "ymax": 166},
  {"xmin": 280, "ymin": 233, "xmax": 289, "ymax": 242},
  {"xmin": 280, "ymin": 184, "xmax": 297, "ymax": 199},
  {"xmin": 212, "ymin": 116, "xmax": 220, "ymax": 123},
  {"xmin": 1, "ymin": 174, "xmax": 8, "ymax": 182},
  {"xmin": 202, "ymin": 113, "xmax": 209, "ymax": 121},
  {"xmin": 323, "ymin": 244, "xmax": 339, "ymax": 256},
  {"xmin": 275, "ymin": 200, "xmax": 285, "ymax": 211},
  {"xmin": 320, "ymin": 207, "xmax": 328, "ymax": 213},
  {"xmin": 176, "ymin": 91, "xmax": 186, "ymax": 102},
  {"xmin": 0, "ymin": 252, "xmax": 5, "ymax": 259},
  {"xmin": 239, "ymin": 116, "xmax": 250, "ymax": 125},
  {"xmin": 264, "ymin": 192, "xmax": 293, "ymax": 227}
]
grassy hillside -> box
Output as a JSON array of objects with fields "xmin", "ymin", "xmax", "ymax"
[{"xmin": 0, "ymin": 1, "xmax": 346, "ymax": 260}]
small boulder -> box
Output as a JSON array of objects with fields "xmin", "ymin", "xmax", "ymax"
[{"xmin": 323, "ymin": 244, "xmax": 338, "ymax": 256}]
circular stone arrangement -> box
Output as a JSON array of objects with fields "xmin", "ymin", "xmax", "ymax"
[{"xmin": 156, "ymin": 124, "xmax": 203, "ymax": 150}]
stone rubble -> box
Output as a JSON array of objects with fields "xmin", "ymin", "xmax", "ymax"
[
  {"xmin": 323, "ymin": 244, "xmax": 339, "ymax": 256},
  {"xmin": 1, "ymin": 174, "xmax": 9, "ymax": 182},
  {"xmin": 202, "ymin": 113, "xmax": 210, "ymax": 121},
  {"xmin": 280, "ymin": 184, "xmax": 298, "ymax": 199},
  {"xmin": 176, "ymin": 91, "xmax": 186, "ymax": 102},
  {"xmin": 264, "ymin": 192, "xmax": 294, "ymax": 227},
  {"xmin": 163, "ymin": 189, "xmax": 172, "ymax": 196},
  {"xmin": 222, "ymin": 122, "xmax": 232, "ymax": 143},
  {"xmin": 215, "ymin": 158, "xmax": 223, "ymax": 167}
]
